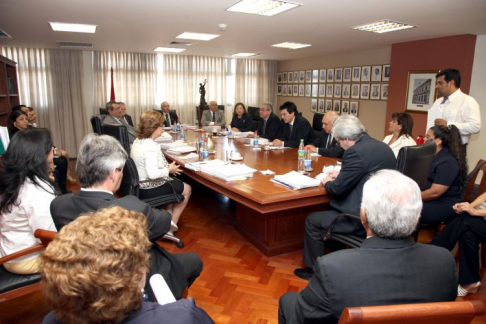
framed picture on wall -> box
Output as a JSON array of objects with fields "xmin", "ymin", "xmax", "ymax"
[
  {"xmin": 299, "ymin": 84, "xmax": 305, "ymax": 96},
  {"xmin": 342, "ymin": 84, "xmax": 351, "ymax": 98},
  {"xmin": 293, "ymin": 85, "xmax": 299, "ymax": 96},
  {"xmin": 343, "ymin": 67, "xmax": 352, "ymax": 82},
  {"xmin": 305, "ymin": 84, "xmax": 311, "ymax": 97},
  {"xmin": 370, "ymin": 84, "xmax": 381, "ymax": 100},
  {"xmin": 326, "ymin": 84, "xmax": 334, "ymax": 97},
  {"xmin": 371, "ymin": 65, "xmax": 382, "ymax": 82},
  {"xmin": 277, "ymin": 73, "xmax": 282, "ymax": 83},
  {"xmin": 312, "ymin": 70, "xmax": 319, "ymax": 83},
  {"xmin": 318, "ymin": 84, "xmax": 326, "ymax": 97},
  {"xmin": 311, "ymin": 99, "xmax": 318, "ymax": 112},
  {"xmin": 319, "ymin": 69, "xmax": 327, "ymax": 82},
  {"xmin": 381, "ymin": 83, "xmax": 389, "ymax": 100},
  {"xmin": 277, "ymin": 85, "xmax": 282, "ymax": 95},
  {"xmin": 334, "ymin": 84, "xmax": 342, "ymax": 98},
  {"xmin": 361, "ymin": 66, "xmax": 371, "ymax": 82},
  {"xmin": 299, "ymin": 71, "xmax": 305, "ymax": 83},
  {"xmin": 341, "ymin": 100, "xmax": 350, "ymax": 114},
  {"xmin": 325, "ymin": 99, "xmax": 333, "ymax": 112},
  {"xmin": 327, "ymin": 69, "xmax": 334, "ymax": 82},
  {"xmin": 293, "ymin": 71, "xmax": 299, "ymax": 83},
  {"xmin": 361, "ymin": 83, "xmax": 370, "ymax": 99},
  {"xmin": 333, "ymin": 100, "xmax": 341, "ymax": 114},
  {"xmin": 382, "ymin": 64, "xmax": 390, "ymax": 81},
  {"xmin": 335, "ymin": 68, "xmax": 343, "ymax": 82},
  {"xmin": 287, "ymin": 72, "xmax": 293, "ymax": 83},
  {"xmin": 352, "ymin": 67, "xmax": 361, "ymax": 82},
  {"xmin": 305, "ymin": 70, "xmax": 312, "ymax": 83},
  {"xmin": 406, "ymin": 70, "xmax": 439, "ymax": 112},
  {"xmin": 351, "ymin": 84, "xmax": 360, "ymax": 99},
  {"xmin": 350, "ymin": 101, "xmax": 359, "ymax": 116},
  {"xmin": 312, "ymin": 84, "xmax": 318, "ymax": 97},
  {"xmin": 282, "ymin": 85, "xmax": 288, "ymax": 96},
  {"xmin": 318, "ymin": 99, "xmax": 325, "ymax": 112}
]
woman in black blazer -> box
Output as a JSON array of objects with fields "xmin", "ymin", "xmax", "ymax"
[{"xmin": 230, "ymin": 102, "xmax": 253, "ymax": 132}]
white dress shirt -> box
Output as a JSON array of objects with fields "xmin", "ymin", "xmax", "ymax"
[{"xmin": 383, "ymin": 134, "xmax": 417, "ymax": 157}]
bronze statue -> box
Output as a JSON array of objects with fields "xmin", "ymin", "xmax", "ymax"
[{"xmin": 197, "ymin": 79, "xmax": 207, "ymax": 126}]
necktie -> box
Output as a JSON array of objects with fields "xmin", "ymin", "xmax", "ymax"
[
  {"xmin": 326, "ymin": 135, "xmax": 332, "ymax": 148},
  {"xmin": 165, "ymin": 114, "xmax": 170, "ymax": 126},
  {"xmin": 441, "ymin": 97, "xmax": 448, "ymax": 104},
  {"xmin": 212, "ymin": 112, "xmax": 216, "ymax": 122},
  {"xmin": 263, "ymin": 119, "xmax": 267, "ymax": 135},
  {"xmin": 289, "ymin": 124, "xmax": 293, "ymax": 135}
]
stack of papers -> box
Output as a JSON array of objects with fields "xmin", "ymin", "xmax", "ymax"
[
  {"xmin": 166, "ymin": 145, "xmax": 197, "ymax": 155},
  {"xmin": 159, "ymin": 140, "xmax": 186, "ymax": 150},
  {"xmin": 185, "ymin": 159, "xmax": 228, "ymax": 172},
  {"xmin": 203, "ymin": 126, "xmax": 221, "ymax": 133},
  {"xmin": 185, "ymin": 125, "xmax": 197, "ymax": 130},
  {"xmin": 202, "ymin": 163, "xmax": 257, "ymax": 181},
  {"xmin": 271, "ymin": 171, "xmax": 321, "ymax": 190},
  {"xmin": 154, "ymin": 133, "xmax": 172, "ymax": 143}
]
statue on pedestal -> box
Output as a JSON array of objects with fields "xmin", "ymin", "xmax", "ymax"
[{"xmin": 196, "ymin": 79, "xmax": 207, "ymax": 126}]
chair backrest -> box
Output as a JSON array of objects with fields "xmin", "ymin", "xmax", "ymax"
[
  {"xmin": 99, "ymin": 108, "xmax": 108, "ymax": 115},
  {"xmin": 90, "ymin": 115, "xmax": 103, "ymax": 135},
  {"xmin": 102, "ymin": 124, "xmax": 131, "ymax": 154},
  {"xmin": 396, "ymin": 141, "xmax": 436, "ymax": 190},
  {"xmin": 312, "ymin": 113, "xmax": 324, "ymax": 132},
  {"xmin": 118, "ymin": 157, "xmax": 140, "ymax": 197},
  {"xmin": 202, "ymin": 105, "xmax": 224, "ymax": 111},
  {"xmin": 463, "ymin": 159, "xmax": 486, "ymax": 202},
  {"xmin": 247, "ymin": 106, "xmax": 260, "ymax": 131},
  {"xmin": 338, "ymin": 300, "xmax": 486, "ymax": 324}
]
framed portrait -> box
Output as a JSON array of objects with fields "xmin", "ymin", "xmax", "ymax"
[
  {"xmin": 326, "ymin": 84, "xmax": 334, "ymax": 97},
  {"xmin": 333, "ymin": 100, "xmax": 341, "ymax": 114},
  {"xmin": 343, "ymin": 67, "xmax": 352, "ymax": 82},
  {"xmin": 318, "ymin": 84, "xmax": 326, "ymax": 98},
  {"xmin": 318, "ymin": 99, "xmax": 325, "ymax": 113},
  {"xmin": 312, "ymin": 84, "xmax": 318, "ymax": 97},
  {"xmin": 305, "ymin": 70, "xmax": 312, "ymax": 83},
  {"xmin": 319, "ymin": 69, "xmax": 327, "ymax": 82},
  {"xmin": 312, "ymin": 70, "xmax": 319, "ymax": 83},
  {"xmin": 351, "ymin": 84, "xmax": 360, "ymax": 99},
  {"xmin": 342, "ymin": 84, "xmax": 351, "ymax": 98},
  {"xmin": 360, "ymin": 83, "xmax": 370, "ymax": 99},
  {"xmin": 293, "ymin": 71, "xmax": 299, "ymax": 83},
  {"xmin": 287, "ymin": 72, "xmax": 293, "ymax": 83},
  {"xmin": 361, "ymin": 66, "xmax": 371, "ymax": 82},
  {"xmin": 277, "ymin": 85, "xmax": 282, "ymax": 95},
  {"xmin": 293, "ymin": 85, "xmax": 299, "ymax": 96},
  {"xmin": 381, "ymin": 83, "xmax": 389, "ymax": 100},
  {"xmin": 325, "ymin": 99, "xmax": 333, "ymax": 113},
  {"xmin": 341, "ymin": 100, "xmax": 350, "ymax": 115},
  {"xmin": 371, "ymin": 65, "xmax": 382, "ymax": 82},
  {"xmin": 370, "ymin": 84, "xmax": 381, "ymax": 100},
  {"xmin": 352, "ymin": 67, "xmax": 361, "ymax": 82},
  {"xmin": 283, "ymin": 72, "xmax": 288, "ymax": 83},
  {"xmin": 299, "ymin": 71, "xmax": 305, "ymax": 83},
  {"xmin": 335, "ymin": 68, "xmax": 343, "ymax": 82},
  {"xmin": 350, "ymin": 101, "xmax": 359, "ymax": 116},
  {"xmin": 305, "ymin": 84, "xmax": 311, "ymax": 97},
  {"xmin": 299, "ymin": 84, "xmax": 305, "ymax": 97},
  {"xmin": 277, "ymin": 73, "xmax": 282, "ymax": 84},
  {"xmin": 334, "ymin": 84, "xmax": 342, "ymax": 98},
  {"xmin": 382, "ymin": 64, "xmax": 390, "ymax": 82},
  {"xmin": 327, "ymin": 69, "xmax": 334, "ymax": 82},
  {"xmin": 311, "ymin": 99, "xmax": 318, "ymax": 112},
  {"xmin": 406, "ymin": 70, "xmax": 439, "ymax": 112},
  {"xmin": 282, "ymin": 85, "xmax": 288, "ymax": 96}
]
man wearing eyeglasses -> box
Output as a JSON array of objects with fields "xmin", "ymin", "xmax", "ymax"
[{"xmin": 256, "ymin": 102, "xmax": 282, "ymax": 141}]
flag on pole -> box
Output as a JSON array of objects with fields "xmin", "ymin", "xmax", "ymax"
[{"xmin": 110, "ymin": 67, "xmax": 116, "ymax": 101}]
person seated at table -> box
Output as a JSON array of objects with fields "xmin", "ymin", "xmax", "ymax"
[
  {"xmin": 131, "ymin": 111, "xmax": 192, "ymax": 230},
  {"xmin": 230, "ymin": 102, "xmax": 253, "ymax": 132},
  {"xmin": 383, "ymin": 112, "xmax": 417, "ymax": 157},
  {"xmin": 420, "ymin": 125, "xmax": 467, "ymax": 224},
  {"xmin": 431, "ymin": 191, "xmax": 486, "ymax": 296},
  {"xmin": 7, "ymin": 109, "xmax": 29, "ymax": 138},
  {"xmin": 160, "ymin": 101, "xmax": 179, "ymax": 127},
  {"xmin": 273, "ymin": 101, "xmax": 315, "ymax": 148},
  {"xmin": 256, "ymin": 102, "xmax": 282, "ymax": 141},
  {"xmin": 306, "ymin": 111, "xmax": 344, "ymax": 158},
  {"xmin": 0, "ymin": 128, "xmax": 58, "ymax": 274},
  {"xmin": 201, "ymin": 101, "xmax": 226, "ymax": 127},
  {"xmin": 41, "ymin": 206, "xmax": 214, "ymax": 324},
  {"xmin": 103, "ymin": 100, "xmax": 137, "ymax": 143}
]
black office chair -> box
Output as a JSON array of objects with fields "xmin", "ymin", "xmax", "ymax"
[
  {"xmin": 90, "ymin": 115, "xmax": 103, "ymax": 135},
  {"xmin": 247, "ymin": 106, "xmax": 260, "ymax": 131},
  {"xmin": 324, "ymin": 141, "xmax": 436, "ymax": 249},
  {"xmin": 312, "ymin": 113, "xmax": 324, "ymax": 138},
  {"xmin": 102, "ymin": 124, "xmax": 131, "ymax": 154},
  {"xmin": 99, "ymin": 108, "xmax": 108, "ymax": 115}
]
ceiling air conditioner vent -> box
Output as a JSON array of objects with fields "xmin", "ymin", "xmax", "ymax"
[
  {"xmin": 0, "ymin": 28, "xmax": 12, "ymax": 39},
  {"xmin": 57, "ymin": 41, "xmax": 93, "ymax": 48},
  {"xmin": 169, "ymin": 41, "xmax": 194, "ymax": 46}
]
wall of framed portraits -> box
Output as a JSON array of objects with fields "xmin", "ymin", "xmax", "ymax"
[{"xmin": 276, "ymin": 47, "xmax": 391, "ymax": 140}]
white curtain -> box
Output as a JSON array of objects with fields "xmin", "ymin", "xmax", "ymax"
[
  {"xmin": 1, "ymin": 47, "xmax": 87, "ymax": 156},
  {"xmin": 235, "ymin": 58, "xmax": 278, "ymax": 108},
  {"xmin": 163, "ymin": 55, "xmax": 228, "ymax": 125},
  {"xmin": 93, "ymin": 51, "xmax": 158, "ymax": 126}
]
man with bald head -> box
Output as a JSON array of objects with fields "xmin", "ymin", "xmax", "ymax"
[
  {"xmin": 306, "ymin": 111, "xmax": 344, "ymax": 158},
  {"xmin": 201, "ymin": 101, "xmax": 226, "ymax": 127},
  {"xmin": 160, "ymin": 101, "xmax": 179, "ymax": 127}
]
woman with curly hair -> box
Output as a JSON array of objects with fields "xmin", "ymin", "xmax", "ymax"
[
  {"xmin": 130, "ymin": 111, "xmax": 191, "ymax": 233},
  {"xmin": 420, "ymin": 124, "xmax": 467, "ymax": 224},
  {"xmin": 0, "ymin": 128, "xmax": 58, "ymax": 274},
  {"xmin": 40, "ymin": 206, "xmax": 213, "ymax": 324}
]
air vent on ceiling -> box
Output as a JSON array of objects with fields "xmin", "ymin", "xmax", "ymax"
[
  {"xmin": 57, "ymin": 41, "xmax": 93, "ymax": 48},
  {"xmin": 169, "ymin": 41, "xmax": 194, "ymax": 46},
  {"xmin": 0, "ymin": 28, "xmax": 12, "ymax": 39}
]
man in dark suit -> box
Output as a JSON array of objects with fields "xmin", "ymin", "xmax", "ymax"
[
  {"xmin": 257, "ymin": 102, "xmax": 282, "ymax": 141},
  {"xmin": 279, "ymin": 170, "xmax": 457, "ymax": 323},
  {"xmin": 102, "ymin": 101, "xmax": 137, "ymax": 143},
  {"xmin": 50, "ymin": 134, "xmax": 203, "ymax": 301},
  {"xmin": 161, "ymin": 101, "xmax": 179, "ymax": 127},
  {"xmin": 273, "ymin": 101, "xmax": 315, "ymax": 148},
  {"xmin": 201, "ymin": 100, "xmax": 226, "ymax": 126},
  {"xmin": 306, "ymin": 111, "xmax": 344, "ymax": 158},
  {"xmin": 294, "ymin": 115, "xmax": 396, "ymax": 280}
]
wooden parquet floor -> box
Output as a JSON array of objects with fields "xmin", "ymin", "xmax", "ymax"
[{"xmin": 2, "ymin": 167, "xmax": 486, "ymax": 323}]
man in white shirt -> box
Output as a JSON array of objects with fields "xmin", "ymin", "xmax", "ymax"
[{"xmin": 428, "ymin": 69, "xmax": 481, "ymax": 150}]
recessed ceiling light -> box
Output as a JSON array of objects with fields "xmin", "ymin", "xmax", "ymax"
[
  {"xmin": 231, "ymin": 53, "xmax": 260, "ymax": 57},
  {"xmin": 351, "ymin": 19, "xmax": 416, "ymax": 34},
  {"xmin": 176, "ymin": 32, "xmax": 220, "ymax": 41},
  {"xmin": 49, "ymin": 22, "xmax": 97, "ymax": 33},
  {"xmin": 153, "ymin": 47, "xmax": 186, "ymax": 53},
  {"xmin": 272, "ymin": 42, "xmax": 311, "ymax": 50},
  {"xmin": 226, "ymin": 0, "xmax": 301, "ymax": 17}
]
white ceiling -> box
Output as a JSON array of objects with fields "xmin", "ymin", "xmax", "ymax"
[{"xmin": 1, "ymin": 0, "xmax": 486, "ymax": 61}]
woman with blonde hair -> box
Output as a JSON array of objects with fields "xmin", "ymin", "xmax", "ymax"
[
  {"xmin": 130, "ymin": 111, "xmax": 191, "ymax": 233},
  {"xmin": 40, "ymin": 206, "xmax": 213, "ymax": 324}
]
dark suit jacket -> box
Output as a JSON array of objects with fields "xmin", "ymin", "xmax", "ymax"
[
  {"xmin": 324, "ymin": 134, "xmax": 396, "ymax": 216},
  {"xmin": 292, "ymin": 237, "xmax": 457, "ymax": 323},
  {"xmin": 312, "ymin": 131, "xmax": 344, "ymax": 158},
  {"xmin": 162, "ymin": 111, "xmax": 179, "ymax": 127},
  {"xmin": 124, "ymin": 114, "xmax": 134, "ymax": 127},
  {"xmin": 279, "ymin": 115, "xmax": 316, "ymax": 147},
  {"xmin": 230, "ymin": 113, "xmax": 253, "ymax": 132},
  {"xmin": 257, "ymin": 113, "xmax": 282, "ymax": 141},
  {"xmin": 50, "ymin": 191, "xmax": 187, "ymax": 299}
]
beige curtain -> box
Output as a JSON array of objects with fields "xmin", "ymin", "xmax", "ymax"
[
  {"xmin": 163, "ymin": 55, "xmax": 227, "ymax": 125},
  {"xmin": 1, "ymin": 47, "xmax": 87, "ymax": 156},
  {"xmin": 235, "ymin": 58, "xmax": 278, "ymax": 108},
  {"xmin": 93, "ymin": 51, "xmax": 158, "ymax": 126}
]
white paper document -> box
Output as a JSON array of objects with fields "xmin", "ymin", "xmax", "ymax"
[
  {"xmin": 166, "ymin": 145, "xmax": 197, "ymax": 155},
  {"xmin": 159, "ymin": 140, "xmax": 186, "ymax": 150},
  {"xmin": 271, "ymin": 171, "xmax": 320, "ymax": 190}
]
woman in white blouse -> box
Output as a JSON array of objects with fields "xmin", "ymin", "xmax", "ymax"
[
  {"xmin": 383, "ymin": 112, "xmax": 417, "ymax": 157},
  {"xmin": 0, "ymin": 128, "xmax": 58, "ymax": 274},
  {"xmin": 130, "ymin": 111, "xmax": 191, "ymax": 230}
]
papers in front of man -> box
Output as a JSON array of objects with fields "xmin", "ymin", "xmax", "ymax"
[
  {"xmin": 315, "ymin": 165, "xmax": 342, "ymax": 181},
  {"xmin": 271, "ymin": 171, "xmax": 320, "ymax": 190}
]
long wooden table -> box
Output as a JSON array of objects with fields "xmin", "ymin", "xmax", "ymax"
[{"xmin": 164, "ymin": 130, "xmax": 337, "ymax": 256}]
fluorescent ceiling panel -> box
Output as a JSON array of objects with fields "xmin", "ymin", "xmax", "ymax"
[
  {"xmin": 231, "ymin": 53, "xmax": 260, "ymax": 57},
  {"xmin": 49, "ymin": 22, "xmax": 97, "ymax": 33},
  {"xmin": 176, "ymin": 32, "xmax": 220, "ymax": 41},
  {"xmin": 154, "ymin": 47, "xmax": 186, "ymax": 53},
  {"xmin": 351, "ymin": 19, "xmax": 416, "ymax": 33},
  {"xmin": 226, "ymin": 0, "xmax": 301, "ymax": 16},
  {"xmin": 272, "ymin": 42, "xmax": 311, "ymax": 49}
]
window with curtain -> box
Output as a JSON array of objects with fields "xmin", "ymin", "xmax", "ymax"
[{"xmin": 235, "ymin": 58, "xmax": 277, "ymax": 108}]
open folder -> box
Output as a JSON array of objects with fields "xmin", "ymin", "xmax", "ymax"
[{"xmin": 271, "ymin": 171, "xmax": 320, "ymax": 190}]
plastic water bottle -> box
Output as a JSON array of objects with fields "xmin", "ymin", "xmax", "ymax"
[
  {"xmin": 176, "ymin": 122, "xmax": 181, "ymax": 132},
  {"xmin": 202, "ymin": 139, "xmax": 209, "ymax": 161},
  {"xmin": 253, "ymin": 130, "xmax": 259, "ymax": 148},
  {"xmin": 304, "ymin": 148, "xmax": 312, "ymax": 172},
  {"xmin": 227, "ymin": 125, "xmax": 233, "ymax": 139},
  {"xmin": 298, "ymin": 139, "xmax": 305, "ymax": 173},
  {"xmin": 179, "ymin": 125, "xmax": 185, "ymax": 141},
  {"xmin": 172, "ymin": 121, "xmax": 177, "ymax": 133}
]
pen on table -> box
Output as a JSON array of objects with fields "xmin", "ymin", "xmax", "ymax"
[{"xmin": 271, "ymin": 178, "xmax": 296, "ymax": 190}]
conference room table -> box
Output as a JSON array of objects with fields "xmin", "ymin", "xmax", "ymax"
[{"xmin": 163, "ymin": 129, "xmax": 337, "ymax": 256}]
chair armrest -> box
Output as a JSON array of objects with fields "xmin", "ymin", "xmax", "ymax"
[
  {"xmin": 34, "ymin": 229, "xmax": 57, "ymax": 247},
  {"xmin": 323, "ymin": 213, "xmax": 361, "ymax": 241},
  {"xmin": 0, "ymin": 244, "xmax": 45, "ymax": 265}
]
